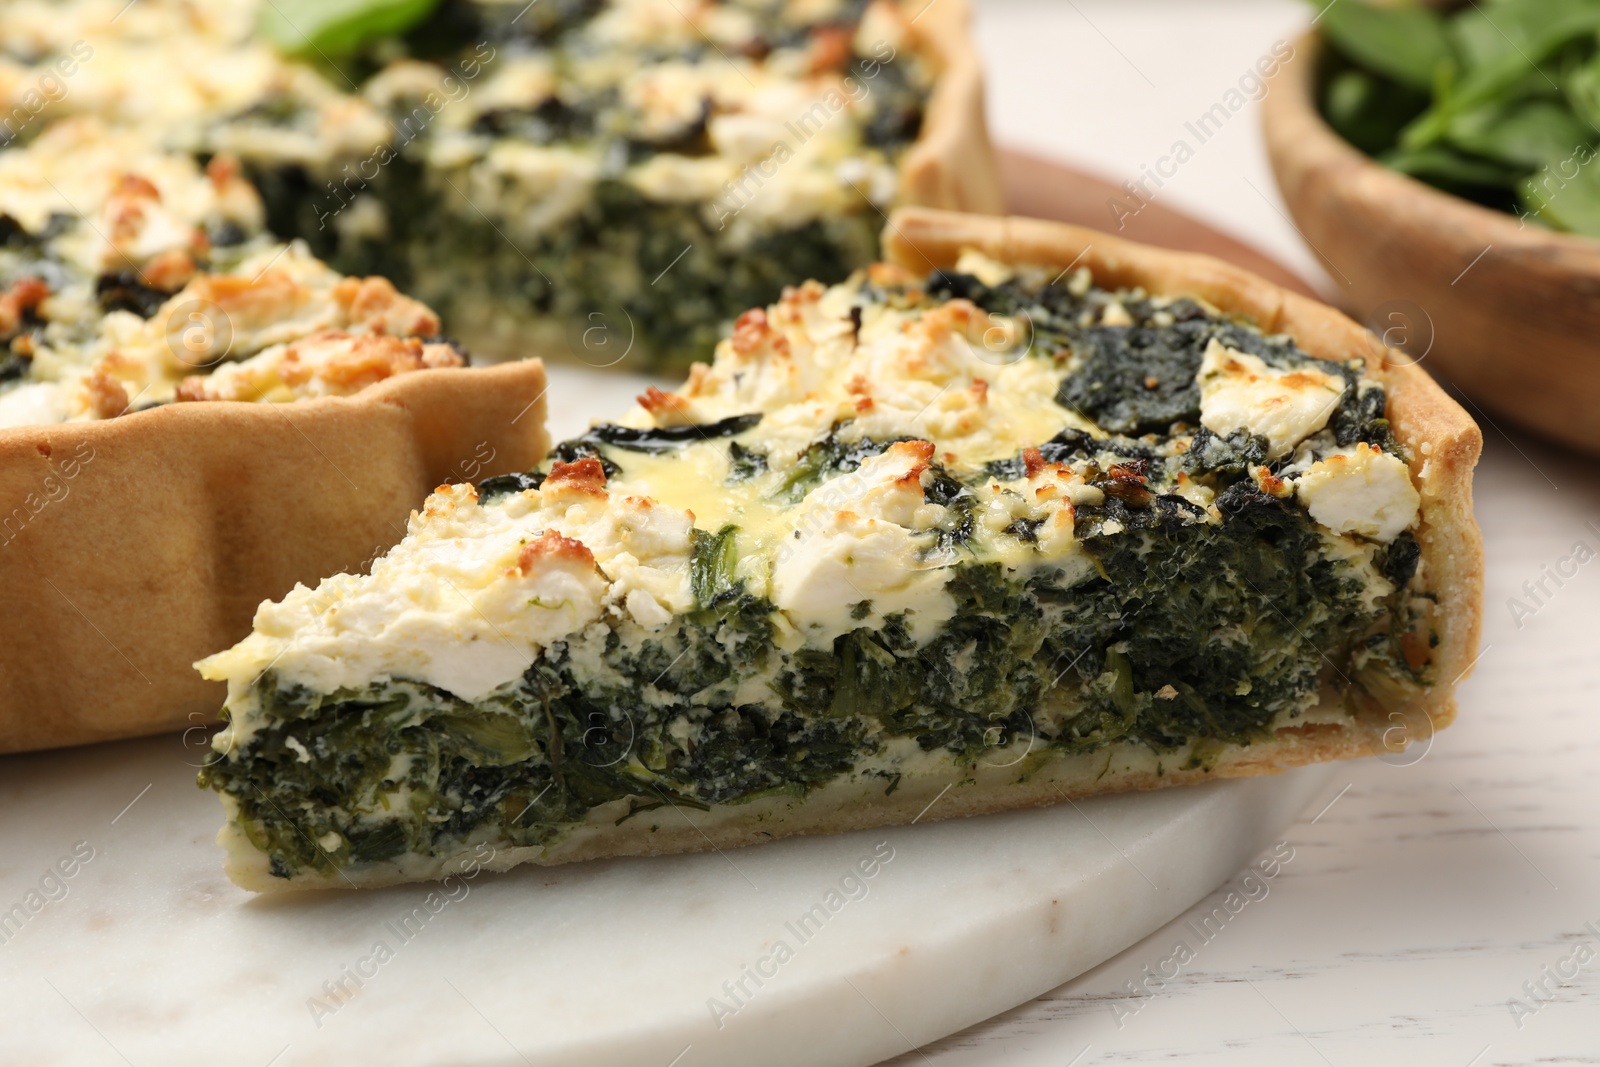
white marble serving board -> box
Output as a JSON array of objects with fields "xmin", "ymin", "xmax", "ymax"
[
  {"xmin": 0, "ymin": 727, "xmax": 1334, "ymax": 1067},
  {"xmin": 1, "ymin": 364, "xmax": 1333, "ymax": 1065}
]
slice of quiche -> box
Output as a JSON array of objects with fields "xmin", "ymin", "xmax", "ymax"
[{"xmin": 198, "ymin": 210, "xmax": 1482, "ymax": 891}]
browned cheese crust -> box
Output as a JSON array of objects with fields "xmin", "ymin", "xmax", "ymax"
[{"xmin": 0, "ymin": 361, "xmax": 550, "ymax": 755}]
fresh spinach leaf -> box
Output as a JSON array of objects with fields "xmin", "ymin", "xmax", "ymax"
[
  {"xmin": 1323, "ymin": 68, "xmax": 1429, "ymax": 156},
  {"xmin": 1319, "ymin": 1, "xmax": 1453, "ymax": 91},
  {"xmin": 1563, "ymin": 50, "xmax": 1600, "ymax": 130},
  {"xmin": 1401, "ymin": 12, "xmax": 1600, "ymax": 151},
  {"xmin": 1318, "ymin": 0, "xmax": 1600, "ymax": 233},
  {"xmin": 1520, "ymin": 153, "xmax": 1600, "ymax": 236},
  {"xmin": 258, "ymin": 0, "xmax": 441, "ymax": 57},
  {"xmin": 1380, "ymin": 144, "xmax": 1523, "ymax": 189},
  {"xmin": 1446, "ymin": 98, "xmax": 1592, "ymax": 168}
]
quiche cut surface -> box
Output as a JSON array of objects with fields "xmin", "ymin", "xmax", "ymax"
[
  {"xmin": 199, "ymin": 211, "xmax": 1483, "ymax": 891},
  {"xmin": 0, "ymin": 0, "xmax": 999, "ymax": 373}
]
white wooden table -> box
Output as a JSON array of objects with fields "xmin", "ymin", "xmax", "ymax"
[{"xmin": 882, "ymin": 3, "xmax": 1600, "ymax": 1063}]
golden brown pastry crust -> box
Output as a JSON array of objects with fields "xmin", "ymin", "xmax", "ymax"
[
  {"xmin": 897, "ymin": 0, "xmax": 1005, "ymax": 215},
  {"xmin": 0, "ymin": 361, "xmax": 550, "ymax": 755}
]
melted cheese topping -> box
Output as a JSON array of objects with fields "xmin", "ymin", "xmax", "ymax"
[
  {"xmin": 202, "ymin": 479, "xmax": 698, "ymax": 703},
  {"xmin": 416, "ymin": 0, "xmax": 926, "ymax": 242},
  {"xmin": 0, "ymin": 1, "xmax": 268, "ymax": 139},
  {"xmin": 0, "ymin": 118, "xmax": 263, "ymax": 273},
  {"xmin": 0, "ymin": 116, "xmax": 272, "ymax": 401},
  {"xmin": 0, "ymin": 0, "xmax": 386, "ymax": 168},
  {"xmin": 647, "ymin": 277, "xmax": 1085, "ymax": 464}
]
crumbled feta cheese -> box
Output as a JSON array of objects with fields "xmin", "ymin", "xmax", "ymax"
[
  {"xmin": 1197, "ymin": 339, "xmax": 1345, "ymax": 459},
  {"xmin": 771, "ymin": 508, "xmax": 954, "ymax": 645},
  {"xmin": 1294, "ymin": 443, "xmax": 1420, "ymax": 543},
  {"xmin": 954, "ymin": 250, "xmax": 1015, "ymax": 288},
  {"xmin": 1100, "ymin": 301, "xmax": 1133, "ymax": 327},
  {"xmin": 203, "ymin": 484, "xmax": 609, "ymax": 701},
  {"xmin": 0, "ymin": 382, "xmax": 68, "ymax": 430}
]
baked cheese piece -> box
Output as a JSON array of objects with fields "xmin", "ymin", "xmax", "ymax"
[
  {"xmin": 0, "ymin": 0, "xmax": 999, "ymax": 373},
  {"xmin": 198, "ymin": 212, "xmax": 1483, "ymax": 891}
]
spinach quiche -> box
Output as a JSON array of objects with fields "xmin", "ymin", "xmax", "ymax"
[
  {"xmin": 0, "ymin": 114, "xmax": 551, "ymax": 756},
  {"xmin": 0, "ymin": 116, "xmax": 480, "ymax": 428},
  {"xmin": 297, "ymin": 0, "xmax": 1001, "ymax": 370},
  {"xmin": 197, "ymin": 209, "xmax": 1483, "ymax": 891},
  {"xmin": 0, "ymin": 0, "xmax": 999, "ymax": 373}
]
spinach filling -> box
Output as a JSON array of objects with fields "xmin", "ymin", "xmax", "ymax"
[
  {"xmin": 202, "ymin": 265, "xmax": 1427, "ymax": 880},
  {"xmin": 402, "ymin": 184, "xmax": 884, "ymax": 371},
  {"xmin": 202, "ymin": 480, "xmax": 1395, "ymax": 880},
  {"xmin": 926, "ymin": 267, "xmax": 1401, "ymax": 456},
  {"xmin": 226, "ymin": 0, "xmax": 929, "ymax": 372}
]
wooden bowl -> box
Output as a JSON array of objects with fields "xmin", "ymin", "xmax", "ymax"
[{"xmin": 1263, "ymin": 33, "xmax": 1600, "ymax": 456}]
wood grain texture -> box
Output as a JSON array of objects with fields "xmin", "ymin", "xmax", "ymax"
[{"xmin": 1262, "ymin": 33, "xmax": 1600, "ymax": 457}]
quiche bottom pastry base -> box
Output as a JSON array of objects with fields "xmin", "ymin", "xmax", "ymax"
[
  {"xmin": 0, "ymin": 361, "xmax": 550, "ymax": 755},
  {"xmin": 198, "ymin": 209, "xmax": 1483, "ymax": 891}
]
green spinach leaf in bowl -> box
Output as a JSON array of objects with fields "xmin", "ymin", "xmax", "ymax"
[{"xmin": 1315, "ymin": 0, "xmax": 1600, "ymax": 236}]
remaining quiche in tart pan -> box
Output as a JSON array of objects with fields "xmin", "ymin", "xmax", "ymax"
[
  {"xmin": 0, "ymin": 0, "xmax": 1001, "ymax": 372},
  {"xmin": 196, "ymin": 209, "xmax": 1483, "ymax": 891},
  {"xmin": 0, "ymin": 120, "xmax": 550, "ymax": 754}
]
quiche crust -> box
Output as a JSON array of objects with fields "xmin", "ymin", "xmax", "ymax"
[
  {"xmin": 894, "ymin": 0, "xmax": 1005, "ymax": 216},
  {"xmin": 0, "ymin": 360, "xmax": 550, "ymax": 755}
]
